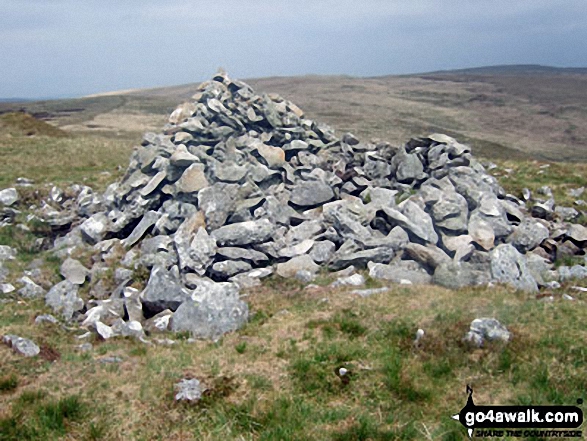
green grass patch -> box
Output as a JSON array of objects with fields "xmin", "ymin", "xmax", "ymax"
[
  {"xmin": 0, "ymin": 393, "xmax": 87, "ymax": 440},
  {"xmin": 0, "ymin": 374, "xmax": 19, "ymax": 393}
]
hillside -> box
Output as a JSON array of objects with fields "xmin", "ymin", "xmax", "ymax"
[{"xmin": 1, "ymin": 65, "xmax": 586, "ymax": 161}]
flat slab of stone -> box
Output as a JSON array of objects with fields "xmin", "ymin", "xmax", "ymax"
[
  {"xmin": 3, "ymin": 334, "xmax": 40, "ymax": 357},
  {"xmin": 60, "ymin": 258, "xmax": 89, "ymax": 285},
  {"xmin": 276, "ymin": 255, "xmax": 320, "ymax": 278},
  {"xmin": 289, "ymin": 181, "xmax": 334, "ymax": 208},
  {"xmin": 211, "ymin": 219, "xmax": 274, "ymax": 246}
]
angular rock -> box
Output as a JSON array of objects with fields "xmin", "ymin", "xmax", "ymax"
[
  {"xmin": 1, "ymin": 282, "xmax": 16, "ymax": 294},
  {"xmin": 331, "ymin": 274, "xmax": 365, "ymax": 287},
  {"xmin": 309, "ymin": 240, "xmax": 336, "ymax": 264},
  {"xmin": 79, "ymin": 212, "xmax": 109, "ymax": 244},
  {"xmin": 144, "ymin": 309, "xmax": 174, "ymax": 333},
  {"xmin": 17, "ymin": 276, "xmax": 45, "ymax": 298},
  {"xmin": 210, "ymin": 260, "xmax": 252, "ymax": 279},
  {"xmin": 197, "ymin": 183, "xmax": 239, "ymax": 230},
  {"xmin": 554, "ymin": 206, "xmax": 579, "ymax": 221},
  {"xmin": 82, "ymin": 298, "xmax": 125, "ymax": 327},
  {"xmin": 558, "ymin": 265, "xmax": 587, "ymax": 281},
  {"xmin": 141, "ymin": 266, "xmax": 191, "ymax": 316},
  {"xmin": 468, "ymin": 214, "xmax": 495, "ymax": 251},
  {"xmin": 289, "ymin": 181, "xmax": 334, "ymax": 208},
  {"xmin": 405, "ymin": 243, "xmax": 451, "ymax": 271},
  {"xmin": 60, "ymin": 258, "xmax": 89, "ymax": 285},
  {"xmin": 330, "ymin": 246, "xmax": 394, "ymax": 271},
  {"xmin": 254, "ymin": 142, "xmax": 285, "ymax": 167},
  {"xmin": 510, "ymin": 219, "xmax": 549, "ymax": 253},
  {"xmin": 0, "ymin": 188, "xmax": 18, "ymax": 206},
  {"xmin": 278, "ymin": 239, "xmax": 315, "ymax": 258},
  {"xmin": 216, "ymin": 247, "xmax": 268, "ymax": 265},
  {"xmin": 0, "ymin": 245, "xmax": 16, "ymax": 262},
  {"xmin": 122, "ymin": 211, "xmax": 159, "ymax": 248},
  {"xmin": 432, "ymin": 261, "xmax": 490, "ymax": 289},
  {"xmin": 368, "ymin": 261, "xmax": 431, "ymax": 285},
  {"xmin": 176, "ymin": 163, "xmax": 209, "ymax": 193},
  {"xmin": 35, "ymin": 314, "xmax": 59, "ymax": 325},
  {"xmin": 171, "ymin": 281, "xmax": 248, "ymax": 340},
  {"xmin": 211, "ymin": 219, "xmax": 274, "ymax": 246},
  {"xmin": 567, "ymin": 224, "xmax": 587, "ymax": 243},
  {"xmin": 383, "ymin": 202, "xmax": 438, "ymax": 245},
  {"xmin": 489, "ymin": 244, "xmax": 538, "ymax": 292},
  {"xmin": 464, "ymin": 318, "xmax": 510, "ymax": 347},
  {"xmin": 45, "ymin": 280, "xmax": 84, "ymax": 320}
]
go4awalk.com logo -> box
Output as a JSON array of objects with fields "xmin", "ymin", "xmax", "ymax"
[{"xmin": 452, "ymin": 386, "xmax": 584, "ymax": 438}]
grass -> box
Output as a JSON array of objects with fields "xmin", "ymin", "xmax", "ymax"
[
  {"xmin": 0, "ymin": 133, "xmax": 133, "ymax": 190},
  {"xmin": 4, "ymin": 277, "xmax": 585, "ymax": 440},
  {"xmin": 0, "ymin": 392, "xmax": 88, "ymax": 440},
  {"xmin": 490, "ymin": 159, "xmax": 587, "ymax": 208}
]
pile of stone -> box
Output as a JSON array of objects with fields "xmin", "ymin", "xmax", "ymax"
[{"xmin": 3, "ymin": 72, "xmax": 587, "ymax": 341}]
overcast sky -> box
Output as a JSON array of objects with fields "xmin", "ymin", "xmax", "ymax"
[{"xmin": 1, "ymin": 0, "xmax": 586, "ymax": 99}]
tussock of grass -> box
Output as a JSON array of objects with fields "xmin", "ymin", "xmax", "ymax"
[
  {"xmin": 0, "ymin": 112, "xmax": 67, "ymax": 138},
  {"xmin": 0, "ymin": 374, "xmax": 18, "ymax": 393},
  {"xmin": 0, "ymin": 393, "xmax": 87, "ymax": 440}
]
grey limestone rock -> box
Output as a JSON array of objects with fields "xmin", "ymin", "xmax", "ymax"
[
  {"xmin": 141, "ymin": 266, "xmax": 191, "ymax": 316},
  {"xmin": 432, "ymin": 261, "xmax": 490, "ymax": 289},
  {"xmin": 510, "ymin": 219, "xmax": 549, "ymax": 253},
  {"xmin": 45, "ymin": 280, "xmax": 84, "ymax": 320},
  {"xmin": 276, "ymin": 255, "xmax": 320, "ymax": 278},
  {"xmin": 464, "ymin": 318, "xmax": 511, "ymax": 347},
  {"xmin": 17, "ymin": 276, "xmax": 45, "ymax": 298},
  {"xmin": 368, "ymin": 261, "xmax": 432, "ymax": 285},
  {"xmin": 175, "ymin": 378, "xmax": 204, "ymax": 402},
  {"xmin": 60, "ymin": 258, "xmax": 89, "ymax": 285},
  {"xmin": 211, "ymin": 219, "xmax": 274, "ymax": 246},
  {"xmin": 289, "ymin": 181, "xmax": 335, "ymax": 208},
  {"xmin": 0, "ymin": 245, "xmax": 16, "ymax": 262},
  {"xmin": 0, "ymin": 188, "xmax": 19, "ymax": 206},
  {"xmin": 3, "ymin": 334, "xmax": 40, "ymax": 357},
  {"xmin": 171, "ymin": 280, "xmax": 248, "ymax": 340},
  {"xmin": 489, "ymin": 244, "xmax": 538, "ymax": 292}
]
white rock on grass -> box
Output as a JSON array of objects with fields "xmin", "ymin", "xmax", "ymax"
[
  {"xmin": 0, "ymin": 188, "xmax": 19, "ymax": 206},
  {"xmin": 175, "ymin": 378, "xmax": 204, "ymax": 402},
  {"xmin": 3, "ymin": 334, "xmax": 40, "ymax": 357},
  {"xmin": 464, "ymin": 318, "xmax": 510, "ymax": 348}
]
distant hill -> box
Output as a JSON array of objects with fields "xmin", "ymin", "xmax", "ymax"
[
  {"xmin": 1, "ymin": 65, "xmax": 586, "ymax": 161},
  {"xmin": 421, "ymin": 64, "xmax": 587, "ymax": 76}
]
